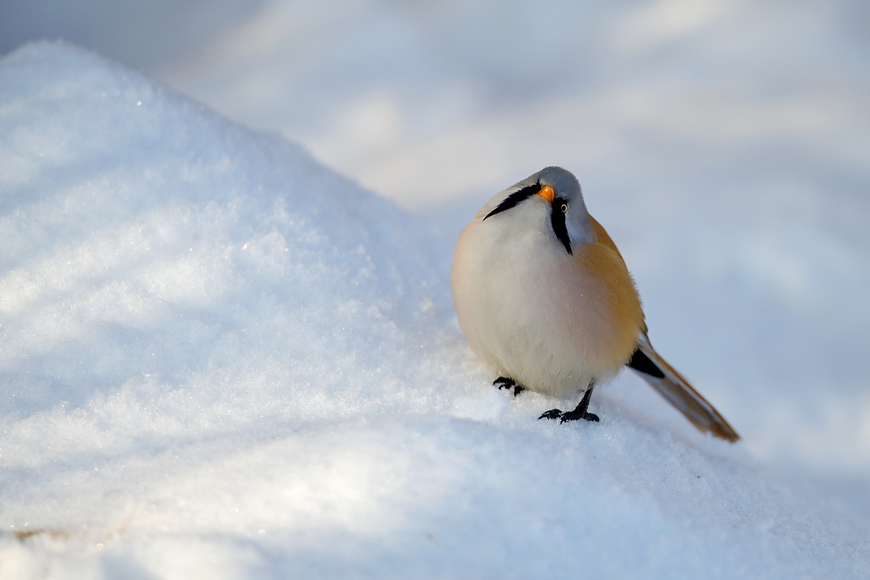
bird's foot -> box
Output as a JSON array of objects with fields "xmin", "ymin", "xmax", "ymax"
[
  {"xmin": 493, "ymin": 376, "xmax": 513, "ymax": 390},
  {"xmin": 559, "ymin": 409, "xmax": 600, "ymax": 423},
  {"xmin": 539, "ymin": 386, "xmax": 599, "ymax": 423},
  {"xmin": 538, "ymin": 409, "xmax": 563, "ymax": 421},
  {"xmin": 493, "ymin": 377, "xmax": 525, "ymax": 397},
  {"xmin": 538, "ymin": 408, "xmax": 599, "ymax": 423}
]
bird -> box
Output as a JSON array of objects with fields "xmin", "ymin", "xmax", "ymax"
[{"xmin": 450, "ymin": 166, "xmax": 739, "ymax": 442}]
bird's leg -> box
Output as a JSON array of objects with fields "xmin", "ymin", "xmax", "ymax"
[
  {"xmin": 493, "ymin": 376, "xmax": 525, "ymax": 396},
  {"xmin": 538, "ymin": 384, "xmax": 600, "ymax": 423}
]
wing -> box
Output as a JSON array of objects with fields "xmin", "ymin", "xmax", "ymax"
[
  {"xmin": 589, "ymin": 215, "xmax": 739, "ymax": 441},
  {"xmin": 628, "ymin": 334, "xmax": 740, "ymax": 442},
  {"xmin": 589, "ymin": 216, "xmax": 648, "ymax": 336}
]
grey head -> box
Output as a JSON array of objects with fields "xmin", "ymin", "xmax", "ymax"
[{"xmin": 483, "ymin": 166, "xmax": 594, "ymax": 254}]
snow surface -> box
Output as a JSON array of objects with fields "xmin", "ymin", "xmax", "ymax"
[
  {"xmin": 1, "ymin": 41, "xmax": 869, "ymax": 579},
  {"xmin": 5, "ymin": 0, "xmax": 869, "ymax": 473}
]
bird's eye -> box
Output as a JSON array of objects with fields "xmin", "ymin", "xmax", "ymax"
[{"xmin": 560, "ymin": 203, "xmax": 568, "ymax": 213}]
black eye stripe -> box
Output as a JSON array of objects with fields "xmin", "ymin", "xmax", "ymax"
[
  {"xmin": 551, "ymin": 196, "xmax": 572, "ymax": 254},
  {"xmin": 483, "ymin": 183, "xmax": 539, "ymax": 220},
  {"xmin": 483, "ymin": 183, "xmax": 572, "ymax": 254}
]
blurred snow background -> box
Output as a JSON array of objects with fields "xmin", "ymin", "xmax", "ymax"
[{"xmin": 1, "ymin": 0, "xmax": 869, "ymax": 577}]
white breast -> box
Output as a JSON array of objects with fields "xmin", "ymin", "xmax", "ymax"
[{"xmin": 451, "ymin": 199, "xmax": 620, "ymax": 397}]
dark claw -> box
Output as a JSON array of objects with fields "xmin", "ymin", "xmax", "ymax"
[
  {"xmin": 560, "ymin": 410, "xmax": 600, "ymax": 423},
  {"xmin": 494, "ymin": 377, "xmax": 525, "ymax": 397},
  {"xmin": 493, "ymin": 377, "xmax": 514, "ymax": 390},
  {"xmin": 543, "ymin": 385, "xmax": 599, "ymax": 424},
  {"xmin": 538, "ymin": 409, "xmax": 563, "ymax": 420}
]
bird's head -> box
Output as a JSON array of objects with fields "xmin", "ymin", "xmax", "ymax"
[{"xmin": 483, "ymin": 166, "xmax": 594, "ymax": 254}]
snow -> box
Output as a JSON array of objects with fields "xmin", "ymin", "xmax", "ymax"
[{"xmin": 1, "ymin": 2, "xmax": 869, "ymax": 577}]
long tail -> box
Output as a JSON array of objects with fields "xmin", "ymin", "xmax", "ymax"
[{"xmin": 627, "ymin": 335, "xmax": 739, "ymax": 442}]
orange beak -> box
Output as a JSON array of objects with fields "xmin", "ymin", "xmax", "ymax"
[{"xmin": 537, "ymin": 185, "xmax": 555, "ymax": 204}]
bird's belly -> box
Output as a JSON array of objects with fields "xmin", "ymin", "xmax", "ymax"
[{"xmin": 452, "ymin": 220, "xmax": 638, "ymax": 398}]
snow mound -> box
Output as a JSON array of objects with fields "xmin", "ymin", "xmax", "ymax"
[
  {"xmin": 0, "ymin": 40, "xmax": 456, "ymax": 429},
  {"xmin": 1, "ymin": 42, "xmax": 868, "ymax": 579}
]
